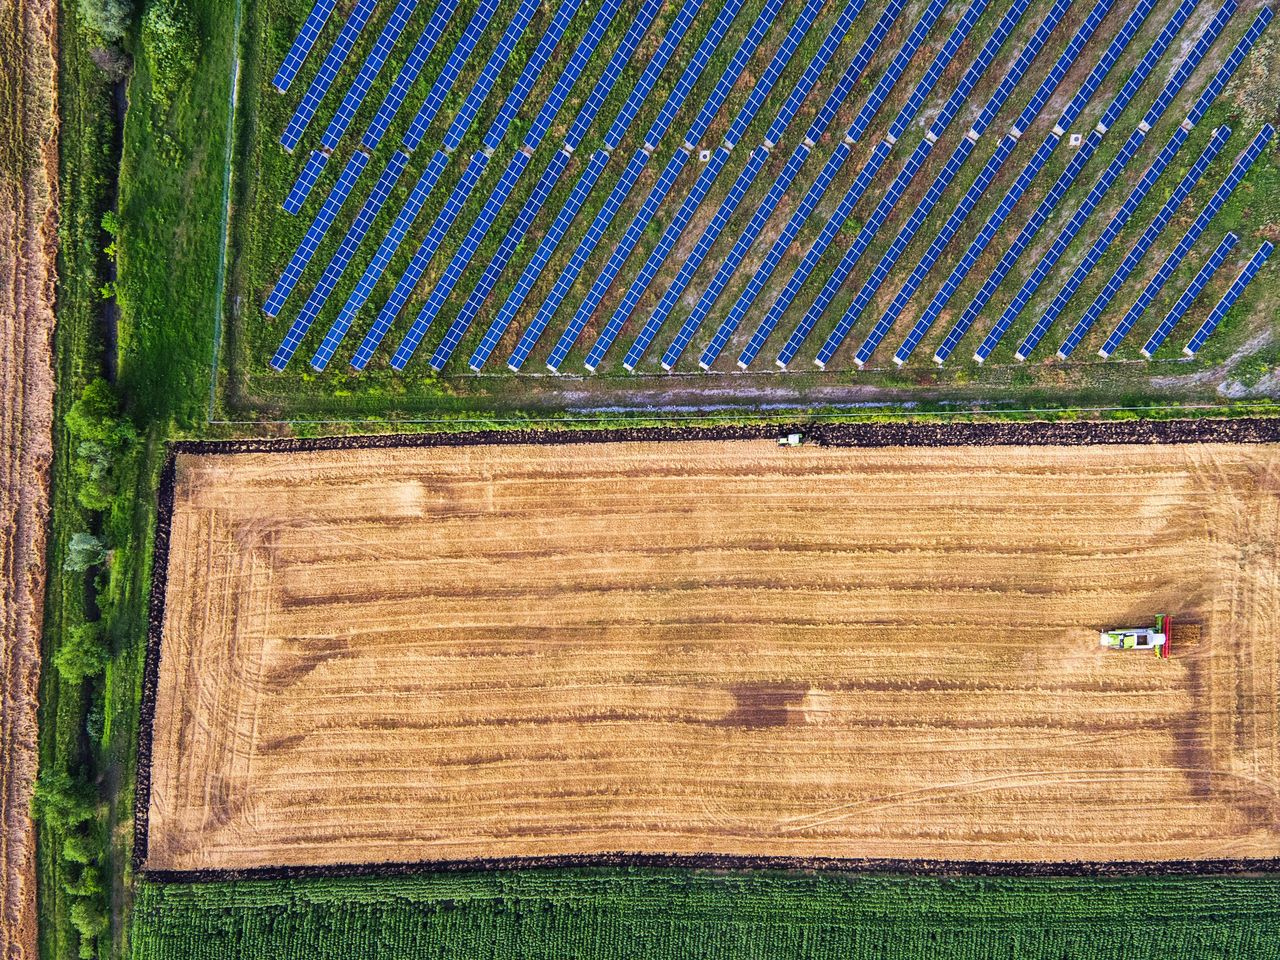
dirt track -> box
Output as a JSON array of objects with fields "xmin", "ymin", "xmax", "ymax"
[
  {"xmin": 146, "ymin": 441, "xmax": 1280, "ymax": 871},
  {"xmin": 0, "ymin": 0, "xmax": 57, "ymax": 954}
]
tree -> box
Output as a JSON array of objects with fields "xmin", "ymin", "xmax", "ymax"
[
  {"xmin": 65, "ymin": 533, "xmax": 107, "ymax": 573},
  {"xmin": 77, "ymin": 0, "xmax": 135, "ymax": 43},
  {"xmin": 69, "ymin": 896, "xmax": 109, "ymax": 958},
  {"xmin": 65, "ymin": 379, "xmax": 134, "ymax": 446},
  {"xmin": 53, "ymin": 623, "xmax": 109, "ymax": 685},
  {"xmin": 62, "ymin": 831, "xmax": 101, "ymax": 865},
  {"xmin": 32, "ymin": 772, "xmax": 97, "ymax": 831}
]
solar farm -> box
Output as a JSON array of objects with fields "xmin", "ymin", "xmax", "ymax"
[{"xmin": 223, "ymin": 0, "xmax": 1280, "ymax": 417}]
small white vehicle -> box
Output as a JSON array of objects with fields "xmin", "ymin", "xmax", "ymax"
[{"xmin": 1100, "ymin": 615, "xmax": 1170, "ymax": 658}]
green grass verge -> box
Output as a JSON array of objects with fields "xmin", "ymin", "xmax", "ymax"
[{"xmin": 131, "ymin": 871, "xmax": 1280, "ymax": 960}]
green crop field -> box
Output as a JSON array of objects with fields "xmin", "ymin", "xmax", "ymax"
[{"xmin": 132, "ymin": 871, "xmax": 1280, "ymax": 960}]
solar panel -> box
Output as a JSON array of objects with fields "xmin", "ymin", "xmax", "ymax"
[
  {"xmin": 905, "ymin": 0, "xmax": 1198, "ymax": 364},
  {"xmin": 401, "ymin": 0, "xmax": 500, "ymax": 152},
  {"xmin": 283, "ymin": 150, "xmax": 327, "ymax": 215},
  {"xmin": 523, "ymin": 0, "xmax": 623, "ymax": 150},
  {"xmin": 273, "ymin": 0, "xmax": 337, "ymax": 94},
  {"xmin": 1185, "ymin": 241, "xmax": 1273, "ymax": 354},
  {"xmin": 949, "ymin": 2, "xmax": 1237, "ymax": 364},
  {"xmin": 271, "ymin": 151, "xmax": 409, "ymax": 369},
  {"xmin": 1103, "ymin": 125, "xmax": 1273, "ymax": 357},
  {"xmin": 513, "ymin": 148, "xmax": 652, "ymax": 370},
  {"xmin": 264, "ymin": 150, "xmax": 368, "ymax": 318},
  {"xmin": 352, "ymin": 152, "xmax": 491, "ymax": 369},
  {"xmin": 1186, "ymin": 8, "xmax": 1273, "ymax": 128},
  {"xmin": 362, "ymin": 0, "xmax": 459, "ymax": 150},
  {"xmin": 1014, "ymin": 126, "xmax": 1197, "ymax": 361},
  {"xmin": 309, "ymin": 151, "xmax": 449, "ymax": 370},
  {"xmin": 1058, "ymin": 127, "xmax": 1232, "ymax": 359},
  {"xmin": 730, "ymin": 142, "xmax": 891, "ymax": 369},
  {"xmin": 1141, "ymin": 232, "xmax": 1238, "ymax": 356},
  {"xmin": 560, "ymin": 149, "xmax": 698, "ymax": 371},
  {"xmin": 751, "ymin": 0, "xmax": 870, "ymax": 149},
  {"xmin": 280, "ymin": 0, "xmax": 378, "ymax": 153},
  {"xmin": 440, "ymin": 0, "xmax": 541, "ymax": 155},
  {"xmin": 633, "ymin": 145, "xmax": 795, "ymax": 370},
  {"xmin": 322, "ymin": 0, "xmax": 418, "ymax": 152},
  {"xmin": 787, "ymin": 0, "xmax": 905, "ymax": 147},
  {"xmin": 428, "ymin": 0, "xmax": 665, "ymax": 371},
  {"xmin": 401, "ymin": 151, "xmax": 529, "ymax": 349},
  {"xmin": 429, "ymin": 149, "xmax": 572, "ymax": 370},
  {"xmin": 1005, "ymin": 0, "xmax": 1122, "ymax": 137},
  {"xmin": 602, "ymin": 0, "xmax": 703, "ymax": 152},
  {"xmin": 848, "ymin": 0, "xmax": 948, "ymax": 142},
  {"xmin": 471, "ymin": 150, "xmax": 610, "ymax": 371}
]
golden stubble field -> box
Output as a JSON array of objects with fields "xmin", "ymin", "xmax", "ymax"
[{"xmin": 145, "ymin": 440, "xmax": 1280, "ymax": 871}]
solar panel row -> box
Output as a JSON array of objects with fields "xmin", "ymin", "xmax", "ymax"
[
  {"xmin": 459, "ymin": 0, "xmax": 703, "ymax": 372},
  {"xmin": 402, "ymin": 0, "xmax": 500, "ymax": 152},
  {"xmin": 406, "ymin": 151, "xmax": 533, "ymax": 364},
  {"xmin": 718, "ymin": 0, "xmax": 1000, "ymax": 369},
  {"xmin": 528, "ymin": 0, "xmax": 778, "ymax": 370},
  {"xmin": 513, "ymin": 148, "xmax": 653, "ymax": 370},
  {"xmin": 726, "ymin": 0, "xmax": 838, "ymax": 149},
  {"xmin": 554, "ymin": 148, "xmax": 699, "ymax": 372},
  {"xmin": 795, "ymin": 0, "xmax": 1088, "ymax": 369},
  {"xmin": 1140, "ymin": 232, "xmax": 1237, "ymax": 356},
  {"xmin": 282, "ymin": 149, "xmax": 327, "ymax": 215},
  {"xmin": 322, "ymin": 0, "xmax": 418, "ymax": 152},
  {"xmin": 310, "ymin": 151, "xmax": 449, "ymax": 370},
  {"xmin": 416, "ymin": 0, "xmax": 630, "ymax": 371},
  {"xmin": 583, "ymin": 0, "xmax": 867, "ymax": 371},
  {"xmin": 363, "ymin": 0, "xmax": 460, "ymax": 150},
  {"xmin": 263, "ymin": 150, "xmax": 369, "ymax": 318},
  {"xmin": 603, "ymin": 0, "xmax": 705, "ymax": 153},
  {"xmin": 441, "ymin": 0, "xmax": 542, "ymax": 154},
  {"xmin": 1057, "ymin": 126, "xmax": 1232, "ymax": 358},
  {"xmin": 879, "ymin": 0, "xmax": 1164, "ymax": 365},
  {"xmin": 638, "ymin": 0, "xmax": 923, "ymax": 370},
  {"xmin": 908, "ymin": 0, "xmax": 1202, "ymax": 364},
  {"xmin": 942, "ymin": 1, "xmax": 1239, "ymax": 364},
  {"xmin": 525, "ymin": 0, "xmax": 621, "ymax": 150},
  {"xmin": 1013, "ymin": 125, "xmax": 1208, "ymax": 361},
  {"xmin": 431, "ymin": 149, "xmax": 573, "ymax": 369},
  {"xmin": 1103, "ymin": 124, "xmax": 1273, "ymax": 357},
  {"xmin": 472, "ymin": 149, "xmax": 611, "ymax": 370},
  {"xmin": 271, "ymin": 151, "xmax": 410, "ymax": 369},
  {"xmin": 645, "ymin": 145, "xmax": 803, "ymax": 371},
  {"xmin": 731, "ymin": 0, "xmax": 1034, "ymax": 369},
  {"xmin": 384, "ymin": 152, "xmax": 504, "ymax": 367},
  {"xmin": 280, "ymin": 0, "xmax": 378, "ymax": 153},
  {"xmin": 352, "ymin": 153, "xmax": 491, "ymax": 368},
  {"xmin": 273, "ymin": 0, "xmax": 337, "ymax": 94},
  {"xmin": 849, "ymin": 0, "xmax": 950, "ymax": 143},
  {"xmin": 828, "ymin": 139, "xmax": 981, "ymax": 367},
  {"xmin": 1185, "ymin": 241, "xmax": 1273, "ymax": 355}
]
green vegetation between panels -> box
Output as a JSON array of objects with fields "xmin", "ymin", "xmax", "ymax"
[{"xmin": 132, "ymin": 871, "xmax": 1280, "ymax": 960}]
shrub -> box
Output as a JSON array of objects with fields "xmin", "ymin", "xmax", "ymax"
[
  {"xmin": 53, "ymin": 622, "xmax": 109, "ymax": 685},
  {"xmin": 141, "ymin": 0, "xmax": 200, "ymax": 107},
  {"xmin": 32, "ymin": 772, "xmax": 97, "ymax": 831}
]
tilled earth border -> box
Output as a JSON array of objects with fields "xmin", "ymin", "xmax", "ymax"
[{"xmin": 136, "ymin": 417, "xmax": 1280, "ymax": 880}]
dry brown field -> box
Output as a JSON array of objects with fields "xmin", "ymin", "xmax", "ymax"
[
  {"xmin": 145, "ymin": 440, "xmax": 1280, "ymax": 872},
  {"xmin": 0, "ymin": 0, "xmax": 57, "ymax": 954}
]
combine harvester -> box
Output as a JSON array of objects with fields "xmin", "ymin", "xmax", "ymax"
[{"xmin": 1099, "ymin": 614, "xmax": 1178, "ymax": 658}]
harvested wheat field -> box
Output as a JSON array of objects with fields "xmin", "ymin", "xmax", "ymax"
[
  {"xmin": 144, "ymin": 440, "xmax": 1280, "ymax": 872},
  {"xmin": 0, "ymin": 0, "xmax": 58, "ymax": 954}
]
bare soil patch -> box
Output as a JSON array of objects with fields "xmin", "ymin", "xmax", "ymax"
[
  {"xmin": 0, "ymin": 0, "xmax": 58, "ymax": 954},
  {"xmin": 146, "ymin": 439, "xmax": 1280, "ymax": 871}
]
